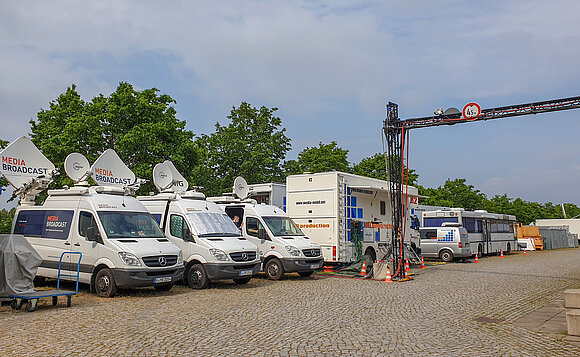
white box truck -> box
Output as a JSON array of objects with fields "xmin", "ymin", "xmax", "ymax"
[
  {"xmin": 138, "ymin": 161, "xmax": 261, "ymax": 289},
  {"xmin": 209, "ymin": 177, "xmax": 323, "ymax": 280},
  {"xmin": 285, "ymin": 171, "xmax": 419, "ymax": 264},
  {"xmin": 2, "ymin": 138, "xmax": 184, "ymax": 297}
]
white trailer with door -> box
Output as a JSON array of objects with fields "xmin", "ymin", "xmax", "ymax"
[{"xmin": 285, "ymin": 172, "xmax": 418, "ymax": 264}]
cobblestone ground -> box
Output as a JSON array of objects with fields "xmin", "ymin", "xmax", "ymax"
[{"xmin": 2, "ymin": 249, "xmax": 580, "ymax": 356}]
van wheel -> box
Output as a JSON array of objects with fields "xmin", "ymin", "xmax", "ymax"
[
  {"xmin": 506, "ymin": 243, "xmax": 511, "ymax": 255},
  {"xmin": 440, "ymin": 250, "xmax": 454, "ymax": 263},
  {"xmin": 265, "ymin": 258, "xmax": 284, "ymax": 280},
  {"xmin": 186, "ymin": 264, "xmax": 209, "ymax": 289},
  {"xmin": 154, "ymin": 283, "xmax": 174, "ymax": 292},
  {"xmin": 298, "ymin": 271, "xmax": 313, "ymax": 277},
  {"xmin": 94, "ymin": 268, "xmax": 118, "ymax": 298},
  {"xmin": 233, "ymin": 277, "xmax": 251, "ymax": 285}
]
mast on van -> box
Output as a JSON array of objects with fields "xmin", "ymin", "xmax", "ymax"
[{"xmin": 0, "ymin": 137, "xmax": 58, "ymax": 206}]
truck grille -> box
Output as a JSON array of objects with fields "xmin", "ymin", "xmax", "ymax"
[
  {"xmin": 142, "ymin": 255, "xmax": 178, "ymax": 267},
  {"xmin": 229, "ymin": 251, "xmax": 257, "ymax": 262},
  {"xmin": 302, "ymin": 249, "xmax": 321, "ymax": 257}
]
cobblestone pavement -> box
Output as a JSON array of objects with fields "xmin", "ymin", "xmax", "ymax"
[{"xmin": 2, "ymin": 249, "xmax": 580, "ymax": 356}]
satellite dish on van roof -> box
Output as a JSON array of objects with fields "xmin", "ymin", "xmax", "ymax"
[
  {"xmin": 152, "ymin": 161, "xmax": 173, "ymax": 192},
  {"xmin": 90, "ymin": 149, "xmax": 136, "ymax": 188},
  {"xmin": 64, "ymin": 153, "xmax": 90, "ymax": 183},
  {"xmin": 233, "ymin": 176, "xmax": 249, "ymax": 199},
  {"xmin": 165, "ymin": 161, "xmax": 188, "ymax": 193},
  {"xmin": 0, "ymin": 136, "xmax": 55, "ymax": 188}
]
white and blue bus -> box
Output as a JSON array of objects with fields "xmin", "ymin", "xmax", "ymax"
[{"xmin": 422, "ymin": 208, "xmax": 517, "ymax": 258}]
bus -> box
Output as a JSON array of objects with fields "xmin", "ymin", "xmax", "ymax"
[{"xmin": 422, "ymin": 208, "xmax": 517, "ymax": 258}]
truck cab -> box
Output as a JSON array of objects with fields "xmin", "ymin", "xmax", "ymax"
[
  {"xmin": 212, "ymin": 199, "xmax": 324, "ymax": 280},
  {"xmin": 138, "ymin": 191, "xmax": 261, "ymax": 289}
]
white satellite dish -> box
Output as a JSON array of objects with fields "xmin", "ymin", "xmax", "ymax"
[
  {"xmin": 0, "ymin": 136, "xmax": 55, "ymax": 188},
  {"xmin": 64, "ymin": 153, "xmax": 90, "ymax": 183},
  {"xmin": 233, "ymin": 176, "xmax": 249, "ymax": 199},
  {"xmin": 164, "ymin": 160, "xmax": 188, "ymax": 192},
  {"xmin": 152, "ymin": 162, "xmax": 173, "ymax": 192},
  {"xmin": 90, "ymin": 149, "xmax": 136, "ymax": 188}
]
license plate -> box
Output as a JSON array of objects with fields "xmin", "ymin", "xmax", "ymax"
[
  {"xmin": 154, "ymin": 277, "xmax": 172, "ymax": 283},
  {"xmin": 309, "ymin": 263, "xmax": 321, "ymax": 269},
  {"xmin": 239, "ymin": 269, "xmax": 253, "ymax": 276}
]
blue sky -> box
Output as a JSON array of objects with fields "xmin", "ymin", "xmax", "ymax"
[{"xmin": 1, "ymin": 0, "xmax": 580, "ymax": 208}]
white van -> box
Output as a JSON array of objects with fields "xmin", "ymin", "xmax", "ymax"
[
  {"xmin": 2, "ymin": 140, "xmax": 183, "ymax": 297},
  {"xmin": 418, "ymin": 225, "xmax": 471, "ymax": 262},
  {"xmin": 138, "ymin": 161, "xmax": 260, "ymax": 289},
  {"xmin": 213, "ymin": 199, "xmax": 324, "ymax": 280}
]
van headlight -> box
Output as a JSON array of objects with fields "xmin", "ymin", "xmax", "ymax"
[
  {"xmin": 177, "ymin": 250, "xmax": 183, "ymax": 264},
  {"xmin": 285, "ymin": 246, "xmax": 301, "ymax": 257},
  {"xmin": 119, "ymin": 252, "xmax": 142, "ymax": 266},
  {"xmin": 209, "ymin": 248, "xmax": 229, "ymax": 261}
]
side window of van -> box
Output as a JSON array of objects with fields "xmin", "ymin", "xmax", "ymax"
[
  {"xmin": 14, "ymin": 210, "xmax": 74, "ymax": 239},
  {"xmin": 246, "ymin": 217, "xmax": 264, "ymax": 238},
  {"xmin": 420, "ymin": 229, "xmax": 437, "ymax": 239},
  {"xmin": 170, "ymin": 215, "xmax": 190, "ymax": 240},
  {"xmin": 78, "ymin": 211, "xmax": 98, "ymax": 238}
]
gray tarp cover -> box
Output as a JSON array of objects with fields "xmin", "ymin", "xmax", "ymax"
[{"xmin": 0, "ymin": 234, "xmax": 42, "ymax": 296}]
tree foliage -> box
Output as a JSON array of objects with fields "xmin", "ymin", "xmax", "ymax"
[
  {"xmin": 0, "ymin": 208, "xmax": 15, "ymax": 234},
  {"xmin": 29, "ymin": 83, "xmax": 198, "ymax": 195},
  {"xmin": 351, "ymin": 153, "xmax": 418, "ymax": 186},
  {"xmin": 194, "ymin": 102, "xmax": 291, "ymax": 196},
  {"xmin": 285, "ymin": 141, "xmax": 350, "ymax": 175}
]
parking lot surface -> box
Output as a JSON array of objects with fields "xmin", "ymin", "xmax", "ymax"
[{"xmin": 2, "ymin": 249, "xmax": 580, "ymax": 356}]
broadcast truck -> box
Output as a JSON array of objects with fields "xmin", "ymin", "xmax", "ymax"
[
  {"xmin": 138, "ymin": 161, "xmax": 261, "ymax": 289},
  {"xmin": 2, "ymin": 138, "xmax": 183, "ymax": 297},
  {"xmin": 285, "ymin": 171, "xmax": 419, "ymax": 264}
]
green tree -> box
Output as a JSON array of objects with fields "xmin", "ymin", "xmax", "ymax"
[
  {"xmin": 194, "ymin": 102, "xmax": 291, "ymax": 196},
  {"xmin": 420, "ymin": 178, "xmax": 487, "ymax": 210},
  {"xmin": 351, "ymin": 153, "xmax": 419, "ymax": 186},
  {"xmin": 285, "ymin": 141, "xmax": 350, "ymax": 175},
  {"xmin": 29, "ymin": 83, "xmax": 198, "ymax": 195},
  {"xmin": 0, "ymin": 139, "xmax": 8, "ymax": 189},
  {"xmin": 0, "ymin": 208, "xmax": 15, "ymax": 234}
]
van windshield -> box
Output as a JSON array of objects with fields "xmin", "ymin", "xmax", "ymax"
[
  {"xmin": 98, "ymin": 211, "xmax": 164, "ymax": 238},
  {"xmin": 263, "ymin": 216, "xmax": 304, "ymax": 236},
  {"xmin": 186, "ymin": 212, "xmax": 241, "ymax": 237}
]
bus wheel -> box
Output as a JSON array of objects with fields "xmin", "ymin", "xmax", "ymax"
[
  {"xmin": 440, "ymin": 250, "xmax": 454, "ymax": 263},
  {"xmin": 506, "ymin": 243, "xmax": 511, "ymax": 255},
  {"xmin": 477, "ymin": 244, "xmax": 483, "ymax": 258}
]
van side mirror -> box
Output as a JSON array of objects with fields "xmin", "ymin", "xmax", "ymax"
[
  {"xmin": 182, "ymin": 226, "xmax": 194, "ymax": 242},
  {"xmin": 86, "ymin": 227, "xmax": 102, "ymax": 244},
  {"xmin": 258, "ymin": 227, "xmax": 268, "ymax": 240}
]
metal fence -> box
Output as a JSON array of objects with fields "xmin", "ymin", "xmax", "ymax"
[{"xmin": 538, "ymin": 226, "xmax": 579, "ymax": 249}]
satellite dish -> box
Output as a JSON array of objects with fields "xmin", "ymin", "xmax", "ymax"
[
  {"xmin": 152, "ymin": 162, "xmax": 173, "ymax": 192},
  {"xmin": 64, "ymin": 153, "xmax": 90, "ymax": 183},
  {"xmin": 0, "ymin": 136, "xmax": 55, "ymax": 188},
  {"xmin": 90, "ymin": 149, "xmax": 136, "ymax": 188},
  {"xmin": 164, "ymin": 160, "xmax": 188, "ymax": 192},
  {"xmin": 233, "ymin": 176, "xmax": 249, "ymax": 199}
]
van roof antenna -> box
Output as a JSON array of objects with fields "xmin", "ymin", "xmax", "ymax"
[{"xmin": 0, "ymin": 137, "xmax": 57, "ymax": 206}]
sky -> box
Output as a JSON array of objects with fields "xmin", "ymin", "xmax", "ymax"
[{"xmin": 1, "ymin": 0, "xmax": 580, "ymax": 209}]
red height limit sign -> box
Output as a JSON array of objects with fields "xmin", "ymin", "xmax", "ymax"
[{"xmin": 462, "ymin": 102, "xmax": 481, "ymax": 120}]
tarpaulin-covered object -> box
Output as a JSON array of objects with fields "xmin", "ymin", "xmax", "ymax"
[{"xmin": 0, "ymin": 234, "xmax": 42, "ymax": 296}]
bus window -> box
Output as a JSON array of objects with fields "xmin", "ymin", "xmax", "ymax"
[
  {"xmin": 463, "ymin": 218, "xmax": 475, "ymax": 233},
  {"xmin": 424, "ymin": 217, "xmax": 458, "ymax": 227},
  {"xmin": 475, "ymin": 220, "xmax": 482, "ymax": 233}
]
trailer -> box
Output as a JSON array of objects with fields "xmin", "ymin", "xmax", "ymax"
[{"xmin": 285, "ymin": 172, "xmax": 418, "ymax": 264}]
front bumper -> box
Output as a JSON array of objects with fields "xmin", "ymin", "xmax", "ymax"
[
  {"xmin": 281, "ymin": 257, "xmax": 324, "ymax": 273},
  {"xmin": 204, "ymin": 261, "xmax": 261, "ymax": 280},
  {"xmin": 112, "ymin": 266, "xmax": 184, "ymax": 288}
]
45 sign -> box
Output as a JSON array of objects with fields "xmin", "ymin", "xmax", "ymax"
[{"xmin": 462, "ymin": 102, "xmax": 481, "ymax": 120}]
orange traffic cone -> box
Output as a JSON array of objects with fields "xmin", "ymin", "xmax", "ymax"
[
  {"xmin": 360, "ymin": 260, "xmax": 367, "ymax": 276},
  {"xmin": 405, "ymin": 258, "xmax": 410, "ymax": 273},
  {"xmin": 384, "ymin": 266, "xmax": 393, "ymax": 283},
  {"xmin": 420, "ymin": 257, "xmax": 426, "ymax": 269},
  {"xmin": 523, "ymin": 250, "xmax": 527, "ymax": 256},
  {"xmin": 500, "ymin": 250, "xmax": 504, "ymax": 258},
  {"xmin": 474, "ymin": 254, "xmax": 479, "ymax": 263}
]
